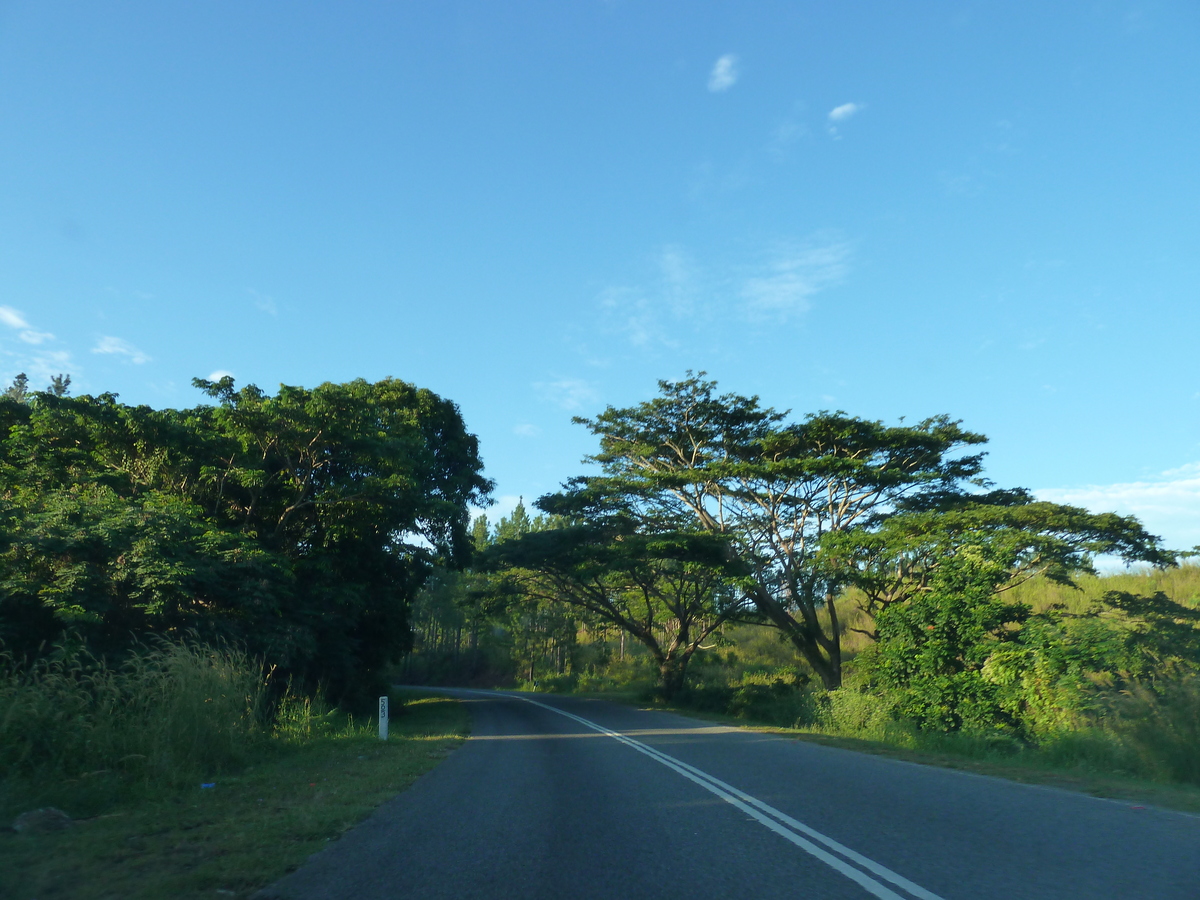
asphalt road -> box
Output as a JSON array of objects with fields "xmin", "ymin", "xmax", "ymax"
[{"xmin": 257, "ymin": 690, "xmax": 1200, "ymax": 900}]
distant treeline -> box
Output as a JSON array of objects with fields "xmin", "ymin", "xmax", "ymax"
[{"xmin": 0, "ymin": 374, "xmax": 489, "ymax": 699}]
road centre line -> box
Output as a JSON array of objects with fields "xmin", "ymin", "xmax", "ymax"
[{"xmin": 462, "ymin": 690, "xmax": 946, "ymax": 900}]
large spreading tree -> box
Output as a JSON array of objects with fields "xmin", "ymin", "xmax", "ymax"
[
  {"xmin": 551, "ymin": 373, "xmax": 1171, "ymax": 689},
  {"xmin": 483, "ymin": 511, "xmax": 746, "ymax": 697}
]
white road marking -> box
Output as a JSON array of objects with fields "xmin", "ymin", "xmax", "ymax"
[{"xmin": 462, "ymin": 690, "xmax": 947, "ymax": 900}]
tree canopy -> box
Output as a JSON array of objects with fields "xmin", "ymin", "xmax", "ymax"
[
  {"xmin": 0, "ymin": 375, "xmax": 491, "ymax": 698},
  {"xmin": 548, "ymin": 373, "xmax": 1172, "ymax": 689}
]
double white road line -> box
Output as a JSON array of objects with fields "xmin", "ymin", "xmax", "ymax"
[{"xmin": 470, "ymin": 690, "xmax": 947, "ymax": 900}]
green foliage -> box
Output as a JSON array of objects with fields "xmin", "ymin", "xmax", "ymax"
[
  {"xmin": 557, "ymin": 373, "xmax": 1170, "ymax": 691},
  {"xmin": 561, "ymin": 373, "xmax": 1041, "ymax": 689},
  {"xmin": 0, "ymin": 640, "xmax": 269, "ymax": 790},
  {"xmin": 0, "ymin": 376, "xmax": 490, "ymax": 697},
  {"xmin": 483, "ymin": 513, "xmax": 746, "ymax": 698},
  {"xmin": 857, "ymin": 542, "xmax": 1200, "ymax": 739},
  {"xmin": 1108, "ymin": 678, "xmax": 1200, "ymax": 784},
  {"xmin": 825, "ymin": 499, "xmax": 1174, "ymax": 635},
  {"xmin": 863, "ymin": 547, "xmax": 1023, "ymax": 732}
]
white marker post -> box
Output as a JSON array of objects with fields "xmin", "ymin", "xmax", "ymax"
[{"xmin": 378, "ymin": 695, "xmax": 389, "ymax": 741}]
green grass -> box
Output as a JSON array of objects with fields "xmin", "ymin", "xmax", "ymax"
[
  {"xmin": 0, "ymin": 692, "xmax": 469, "ymax": 900},
  {"xmin": 1, "ymin": 639, "xmax": 272, "ymax": 808}
]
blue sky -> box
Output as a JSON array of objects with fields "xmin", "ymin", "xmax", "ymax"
[{"xmin": 2, "ymin": 2, "xmax": 1198, "ymax": 551}]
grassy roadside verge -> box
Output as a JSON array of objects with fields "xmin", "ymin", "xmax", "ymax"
[
  {"xmin": 563, "ymin": 689, "xmax": 1200, "ymax": 816},
  {"xmin": 0, "ymin": 692, "xmax": 469, "ymax": 900}
]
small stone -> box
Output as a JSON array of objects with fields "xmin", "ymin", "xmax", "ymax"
[{"xmin": 13, "ymin": 807, "xmax": 73, "ymax": 834}]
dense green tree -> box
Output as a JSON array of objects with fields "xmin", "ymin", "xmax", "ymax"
[
  {"xmin": 0, "ymin": 377, "xmax": 490, "ymax": 698},
  {"xmin": 822, "ymin": 497, "xmax": 1174, "ymax": 640},
  {"xmin": 863, "ymin": 545, "xmax": 1024, "ymax": 731},
  {"xmin": 862, "ymin": 542, "xmax": 1200, "ymax": 735}
]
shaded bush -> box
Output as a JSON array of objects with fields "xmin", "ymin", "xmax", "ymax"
[
  {"xmin": 0, "ymin": 640, "xmax": 269, "ymax": 788},
  {"xmin": 1109, "ymin": 678, "xmax": 1200, "ymax": 785}
]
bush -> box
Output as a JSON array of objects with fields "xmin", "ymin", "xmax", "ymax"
[
  {"xmin": 817, "ymin": 689, "xmax": 894, "ymax": 737},
  {"xmin": 728, "ymin": 675, "xmax": 822, "ymax": 728},
  {"xmin": 532, "ymin": 672, "xmax": 579, "ymax": 693},
  {"xmin": 0, "ymin": 639, "xmax": 269, "ymax": 788},
  {"xmin": 1109, "ymin": 678, "xmax": 1200, "ymax": 785}
]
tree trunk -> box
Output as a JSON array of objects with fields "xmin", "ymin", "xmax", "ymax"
[
  {"xmin": 657, "ymin": 656, "xmax": 688, "ymax": 700},
  {"xmin": 752, "ymin": 585, "xmax": 842, "ymax": 689}
]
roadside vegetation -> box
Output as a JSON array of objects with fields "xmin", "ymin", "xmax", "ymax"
[
  {"xmin": 4, "ymin": 366, "xmax": 1199, "ymax": 893},
  {"xmin": 1, "ymin": 668, "xmax": 467, "ymax": 900},
  {"xmin": 0, "ymin": 373, "xmax": 484, "ymax": 897},
  {"xmin": 402, "ymin": 374, "xmax": 1200, "ymax": 802}
]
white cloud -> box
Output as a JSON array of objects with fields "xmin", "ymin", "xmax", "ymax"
[
  {"xmin": 208, "ymin": 369, "xmax": 235, "ymax": 382},
  {"xmin": 740, "ymin": 240, "xmax": 851, "ymax": 319},
  {"xmin": 1037, "ymin": 465, "xmax": 1200, "ymax": 553},
  {"xmin": 533, "ymin": 378, "xmax": 600, "ymax": 412},
  {"xmin": 707, "ymin": 54, "xmax": 739, "ymax": 92},
  {"xmin": 512, "ymin": 423, "xmax": 541, "ymax": 437},
  {"xmin": 0, "ymin": 308, "xmax": 56, "ymax": 345},
  {"xmin": 0, "ymin": 306, "xmax": 31, "ymax": 329},
  {"xmin": 828, "ymin": 102, "xmax": 863, "ymax": 122},
  {"xmin": 92, "ymin": 336, "xmax": 151, "ymax": 364}
]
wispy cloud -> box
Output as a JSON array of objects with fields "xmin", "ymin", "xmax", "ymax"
[
  {"xmin": 1037, "ymin": 464, "xmax": 1200, "ymax": 553},
  {"xmin": 597, "ymin": 236, "xmax": 852, "ymax": 348},
  {"xmin": 739, "ymin": 240, "xmax": 851, "ymax": 319},
  {"xmin": 598, "ymin": 245, "xmax": 698, "ymax": 348},
  {"xmin": 707, "ymin": 54, "xmax": 739, "ymax": 92},
  {"xmin": 0, "ymin": 305, "xmax": 55, "ymax": 345},
  {"xmin": 0, "ymin": 306, "xmax": 71, "ymax": 384},
  {"xmin": 0, "ymin": 307, "xmax": 30, "ymax": 330},
  {"xmin": 93, "ymin": 336, "xmax": 151, "ymax": 364},
  {"xmin": 828, "ymin": 102, "xmax": 863, "ymax": 122},
  {"xmin": 767, "ymin": 105, "xmax": 809, "ymax": 160},
  {"xmin": 533, "ymin": 378, "xmax": 600, "ymax": 412},
  {"xmin": 208, "ymin": 369, "xmax": 235, "ymax": 382},
  {"xmin": 512, "ymin": 423, "xmax": 541, "ymax": 437},
  {"xmin": 246, "ymin": 287, "xmax": 278, "ymax": 316}
]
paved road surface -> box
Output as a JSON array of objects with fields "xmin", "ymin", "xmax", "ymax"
[{"xmin": 257, "ymin": 690, "xmax": 1200, "ymax": 899}]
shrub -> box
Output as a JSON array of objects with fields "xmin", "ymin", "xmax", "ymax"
[
  {"xmin": 818, "ymin": 689, "xmax": 894, "ymax": 737},
  {"xmin": 0, "ymin": 639, "xmax": 269, "ymax": 788},
  {"xmin": 1109, "ymin": 678, "xmax": 1200, "ymax": 785}
]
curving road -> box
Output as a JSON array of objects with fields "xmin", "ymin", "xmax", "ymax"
[{"xmin": 257, "ymin": 690, "xmax": 1200, "ymax": 900}]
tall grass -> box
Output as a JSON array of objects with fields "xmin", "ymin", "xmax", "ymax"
[
  {"xmin": 0, "ymin": 640, "xmax": 270, "ymax": 790},
  {"xmin": 1108, "ymin": 677, "xmax": 1200, "ymax": 784}
]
